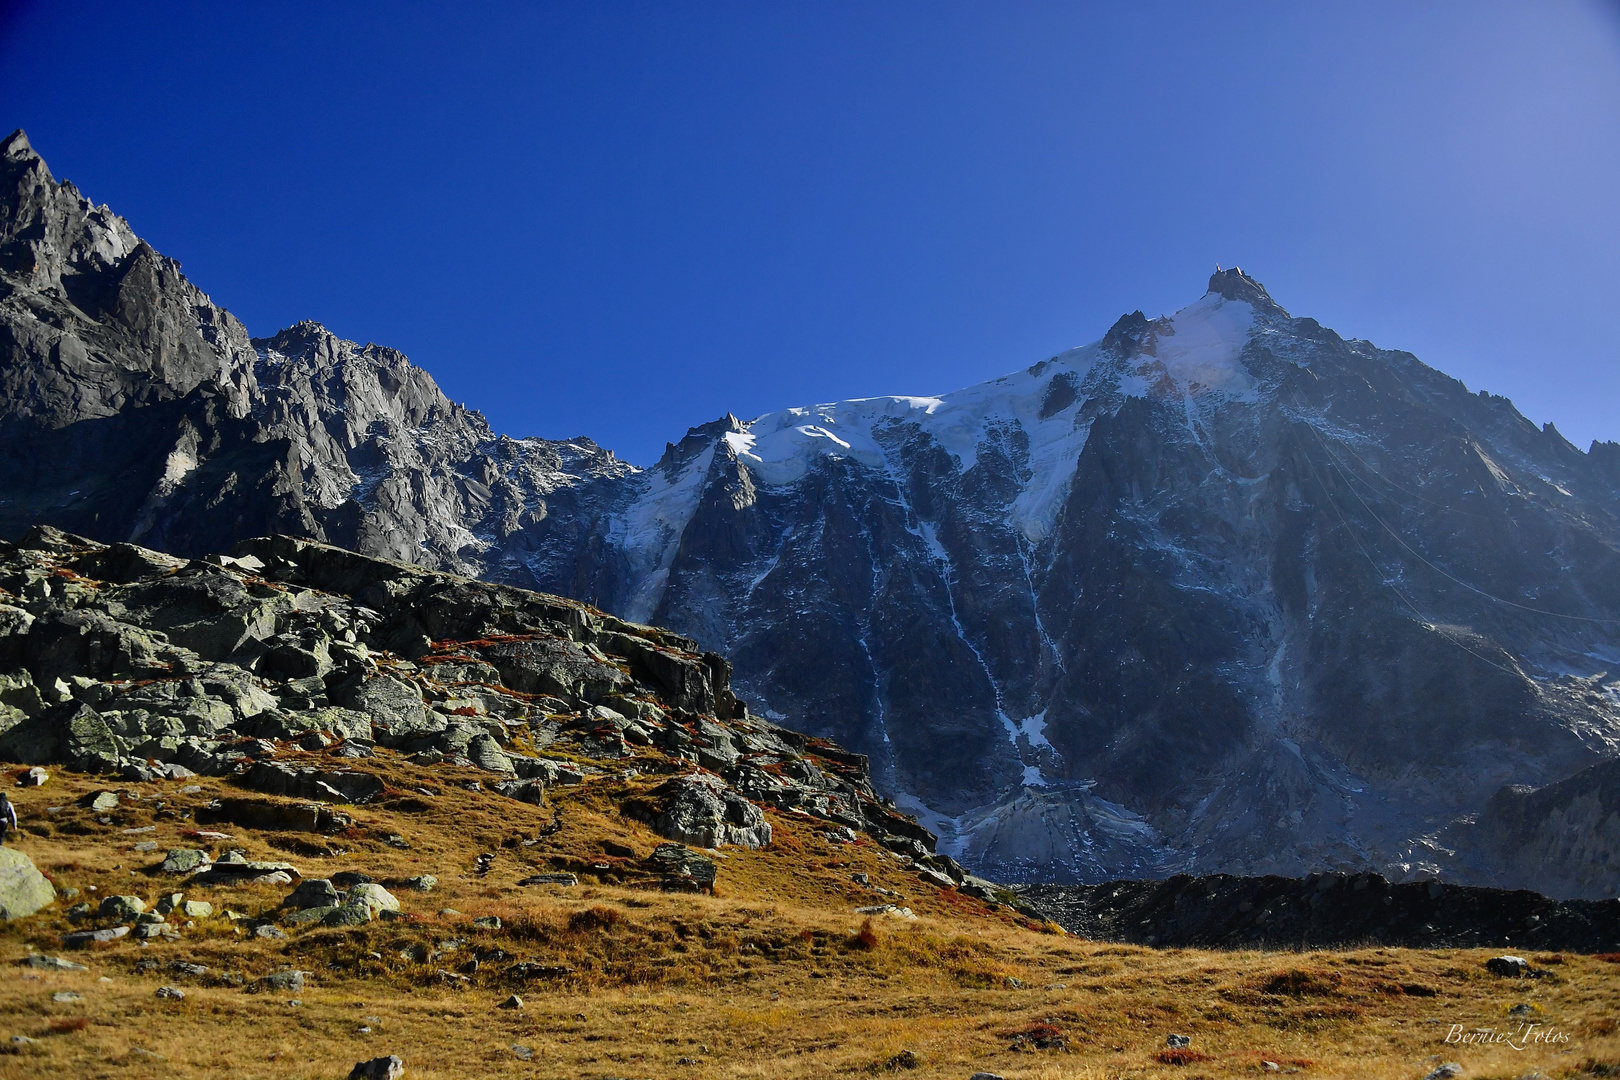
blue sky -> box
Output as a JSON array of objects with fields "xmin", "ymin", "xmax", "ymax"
[{"xmin": 2, "ymin": 2, "xmax": 1618, "ymax": 465}]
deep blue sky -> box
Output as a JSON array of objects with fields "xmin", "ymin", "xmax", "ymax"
[{"xmin": 2, "ymin": 2, "xmax": 1618, "ymax": 465}]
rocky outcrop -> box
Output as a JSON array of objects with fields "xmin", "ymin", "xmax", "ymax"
[
  {"xmin": 1015, "ymin": 871, "xmax": 1620, "ymax": 953},
  {"xmin": 0, "ymin": 524, "xmax": 950, "ymax": 877},
  {"xmin": 5, "ymin": 130, "xmax": 1619, "ymax": 893},
  {"xmin": 643, "ymin": 773, "xmax": 772, "ymax": 849}
]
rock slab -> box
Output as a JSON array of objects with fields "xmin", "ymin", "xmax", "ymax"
[{"xmin": 0, "ymin": 848, "xmax": 54, "ymax": 920}]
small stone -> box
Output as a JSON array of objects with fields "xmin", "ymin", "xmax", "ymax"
[
  {"xmin": 511, "ymin": 1045, "xmax": 533, "ymax": 1060},
  {"xmin": 253, "ymin": 924, "xmax": 288, "ymax": 940},
  {"xmin": 398, "ymin": 875, "xmax": 436, "ymax": 892},
  {"xmin": 969, "ymin": 1074, "xmax": 1006, "ymax": 1080},
  {"xmin": 154, "ymin": 893, "xmax": 184, "ymax": 914},
  {"xmin": 84, "ymin": 791, "xmax": 119, "ymax": 812},
  {"xmin": 472, "ymin": 915, "xmax": 501, "ymax": 930},
  {"xmin": 13, "ymin": 1034, "xmax": 38, "ymax": 1045},
  {"xmin": 1423, "ymin": 1065, "xmax": 1462, "ymax": 1080},
  {"xmin": 1166, "ymin": 1033, "xmax": 1191, "ymax": 1048},
  {"xmin": 437, "ymin": 908, "xmax": 461, "ymax": 918},
  {"xmin": 51, "ymin": 990, "xmax": 82, "ymax": 1002},
  {"xmin": 498, "ymin": 993, "xmax": 523, "ymax": 1009},
  {"xmin": 1262, "ymin": 1064, "xmax": 1281, "ymax": 1073},
  {"xmin": 348, "ymin": 1054, "xmax": 405, "ymax": 1080},
  {"xmin": 179, "ymin": 900, "xmax": 213, "ymax": 919},
  {"xmin": 20, "ymin": 767, "xmax": 49, "ymax": 787},
  {"xmin": 155, "ymin": 986, "xmax": 185, "ymax": 1000},
  {"xmin": 1003, "ymin": 976, "xmax": 1024, "ymax": 990},
  {"xmin": 884, "ymin": 1049, "xmax": 920, "ymax": 1070},
  {"xmin": 131, "ymin": 1048, "xmax": 166, "ymax": 1061}
]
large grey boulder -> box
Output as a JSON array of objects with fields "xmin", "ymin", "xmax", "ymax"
[
  {"xmin": 648, "ymin": 773, "xmax": 772, "ymax": 850},
  {"xmin": 0, "ymin": 848, "xmax": 55, "ymax": 919},
  {"xmin": 335, "ymin": 674, "xmax": 434, "ymax": 746}
]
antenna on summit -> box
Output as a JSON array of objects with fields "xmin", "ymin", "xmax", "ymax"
[{"xmin": 1215, "ymin": 263, "xmax": 1222, "ymax": 272}]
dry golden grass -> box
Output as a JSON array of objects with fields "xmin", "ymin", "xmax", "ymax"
[{"xmin": 2, "ymin": 763, "xmax": 1618, "ymax": 1080}]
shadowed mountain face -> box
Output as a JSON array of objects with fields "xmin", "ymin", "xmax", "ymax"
[{"xmin": 3, "ymin": 129, "xmax": 1618, "ymax": 895}]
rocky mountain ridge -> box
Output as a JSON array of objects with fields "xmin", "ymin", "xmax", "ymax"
[
  {"xmin": 0, "ymin": 522, "xmax": 983, "ymax": 899},
  {"xmin": 1015, "ymin": 872, "xmax": 1620, "ymax": 952},
  {"xmin": 3, "ymin": 128, "xmax": 1619, "ymax": 895}
]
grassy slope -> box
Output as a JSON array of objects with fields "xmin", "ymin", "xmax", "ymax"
[{"xmin": 1, "ymin": 765, "xmax": 1617, "ymax": 1080}]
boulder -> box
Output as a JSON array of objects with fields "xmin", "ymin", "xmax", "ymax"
[
  {"xmin": 283, "ymin": 878, "xmax": 340, "ymax": 910},
  {"xmin": 466, "ymin": 733, "xmax": 514, "ymax": 774},
  {"xmin": 493, "ymin": 778, "xmax": 545, "ymax": 805},
  {"xmin": 0, "ymin": 848, "xmax": 55, "ymax": 919},
  {"xmin": 260, "ymin": 969, "xmax": 306, "ymax": 992},
  {"xmin": 645, "ymin": 843, "xmax": 717, "ymax": 892},
  {"xmin": 323, "ymin": 883, "xmax": 399, "ymax": 925},
  {"xmin": 348, "ymin": 1056, "xmax": 404, "ymax": 1080},
  {"xmin": 516, "ymin": 872, "xmax": 579, "ymax": 887},
  {"xmin": 63, "ymin": 925, "xmax": 130, "ymax": 947},
  {"xmin": 99, "ymin": 894, "xmax": 146, "ymax": 920},
  {"xmin": 160, "ymin": 849, "xmax": 211, "ymax": 874},
  {"xmin": 19, "ymin": 954, "xmax": 86, "ymax": 971},
  {"xmin": 334, "ymin": 675, "xmax": 433, "ymax": 747},
  {"xmin": 647, "ymin": 773, "xmax": 771, "ymax": 849},
  {"xmin": 1485, "ymin": 955, "xmax": 1531, "ymax": 977}
]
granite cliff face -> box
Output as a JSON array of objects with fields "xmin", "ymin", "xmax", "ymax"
[{"xmin": 4, "ymin": 129, "xmax": 1619, "ymax": 895}]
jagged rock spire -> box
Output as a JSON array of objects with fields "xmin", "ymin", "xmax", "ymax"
[{"xmin": 1, "ymin": 129, "xmax": 36, "ymax": 164}]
